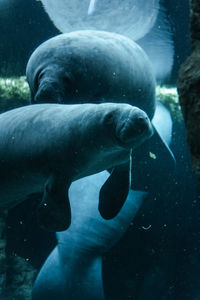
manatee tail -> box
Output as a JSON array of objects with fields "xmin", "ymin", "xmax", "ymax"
[{"xmin": 32, "ymin": 246, "xmax": 105, "ymax": 300}]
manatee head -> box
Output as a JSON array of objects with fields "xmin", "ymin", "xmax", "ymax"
[
  {"xmin": 97, "ymin": 103, "xmax": 153, "ymax": 150},
  {"xmin": 115, "ymin": 107, "xmax": 153, "ymax": 148}
]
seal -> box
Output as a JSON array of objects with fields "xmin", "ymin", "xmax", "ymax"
[{"xmin": 0, "ymin": 102, "xmax": 152, "ymax": 231}]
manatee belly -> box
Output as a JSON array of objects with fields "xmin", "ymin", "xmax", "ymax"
[{"xmin": 71, "ymin": 147, "xmax": 130, "ymax": 182}]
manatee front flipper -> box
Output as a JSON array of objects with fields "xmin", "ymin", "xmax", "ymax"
[
  {"xmin": 131, "ymin": 126, "xmax": 175, "ymax": 191},
  {"xmin": 99, "ymin": 156, "xmax": 131, "ymax": 220},
  {"xmin": 37, "ymin": 172, "xmax": 71, "ymax": 232}
]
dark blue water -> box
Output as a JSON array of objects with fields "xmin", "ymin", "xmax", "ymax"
[
  {"xmin": 1, "ymin": 1, "xmax": 199, "ymax": 300},
  {"xmin": 0, "ymin": 0, "xmax": 190, "ymax": 82}
]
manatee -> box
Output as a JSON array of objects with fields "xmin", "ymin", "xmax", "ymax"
[
  {"xmin": 26, "ymin": 30, "xmax": 175, "ymax": 188},
  {"xmin": 39, "ymin": 0, "xmax": 159, "ymax": 40},
  {"xmin": 0, "ymin": 102, "xmax": 152, "ymax": 231},
  {"xmin": 39, "ymin": 0, "xmax": 174, "ymax": 81},
  {"xmin": 32, "ymin": 171, "xmax": 147, "ymax": 300},
  {"xmin": 32, "ymin": 102, "xmax": 173, "ymax": 300}
]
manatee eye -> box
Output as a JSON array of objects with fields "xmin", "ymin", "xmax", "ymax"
[
  {"xmin": 38, "ymin": 71, "xmax": 45, "ymax": 82},
  {"xmin": 104, "ymin": 112, "xmax": 114, "ymax": 126}
]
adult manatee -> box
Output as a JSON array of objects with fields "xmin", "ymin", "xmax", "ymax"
[
  {"xmin": 32, "ymin": 101, "xmax": 173, "ymax": 300},
  {"xmin": 33, "ymin": 171, "xmax": 147, "ymax": 300},
  {"xmin": 38, "ymin": 0, "xmax": 175, "ymax": 80},
  {"xmin": 0, "ymin": 102, "xmax": 152, "ymax": 231}
]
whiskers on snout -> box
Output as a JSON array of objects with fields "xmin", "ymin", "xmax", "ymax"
[{"xmin": 116, "ymin": 110, "xmax": 153, "ymax": 148}]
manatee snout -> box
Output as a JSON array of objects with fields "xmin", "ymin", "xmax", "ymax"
[{"xmin": 116, "ymin": 109, "xmax": 153, "ymax": 147}]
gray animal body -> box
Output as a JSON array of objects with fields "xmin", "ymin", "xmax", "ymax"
[
  {"xmin": 32, "ymin": 101, "xmax": 174, "ymax": 300},
  {"xmin": 26, "ymin": 30, "xmax": 156, "ymax": 120},
  {"xmin": 0, "ymin": 102, "xmax": 152, "ymax": 231},
  {"xmin": 32, "ymin": 171, "xmax": 147, "ymax": 300},
  {"xmin": 26, "ymin": 30, "xmax": 175, "ymax": 189}
]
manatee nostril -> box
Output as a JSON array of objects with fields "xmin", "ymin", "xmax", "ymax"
[
  {"xmin": 116, "ymin": 110, "xmax": 152, "ymax": 147},
  {"xmin": 135, "ymin": 116, "xmax": 149, "ymax": 133}
]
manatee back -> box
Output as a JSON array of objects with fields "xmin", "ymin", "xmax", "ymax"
[{"xmin": 26, "ymin": 30, "xmax": 156, "ymax": 119}]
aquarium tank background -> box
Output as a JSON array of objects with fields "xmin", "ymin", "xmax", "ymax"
[{"xmin": 0, "ymin": 0, "xmax": 200, "ymax": 300}]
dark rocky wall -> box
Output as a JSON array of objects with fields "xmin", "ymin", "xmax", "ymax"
[{"xmin": 178, "ymin": 0, "xmax": 200, "ymax": 181}]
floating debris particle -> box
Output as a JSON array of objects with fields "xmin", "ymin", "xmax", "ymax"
[
  {"xmin": 149, "ymin": 152, "xmax": 156, "ymax": 159},
  {"xmin": 141, "ymin": 224, "xmax": 152, "ymax": 230}
]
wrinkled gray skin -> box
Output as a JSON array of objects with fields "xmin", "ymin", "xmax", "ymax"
[
  {"xmin": 0, "ymin": 102, "xmax": 152, "ymax": 232},
  {"xmin": 26, "ymin": 30, "xmax": 156, "ymax": 120}
]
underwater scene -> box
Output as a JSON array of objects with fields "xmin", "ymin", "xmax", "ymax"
[{"xmin": 0, "ymin": 0, "xmax": 200, "ymax": 299}]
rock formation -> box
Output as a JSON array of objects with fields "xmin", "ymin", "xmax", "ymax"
[{"xmin": 177, "ymin": 0, "xmax": 200, "ymax": 180}]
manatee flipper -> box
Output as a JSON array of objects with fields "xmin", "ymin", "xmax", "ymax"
[
  {"xmin": 37, "ymin": 172, "xmax": 71, "ymax": 232},
  {"xmin": 131, "ymin": 125, "xmax": 175, "ymax": 191},
  {"xmin": 99, "ymin": 153, "xmax": 132, "ymax": 219}
]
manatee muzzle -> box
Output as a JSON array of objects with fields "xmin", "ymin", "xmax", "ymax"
[{"xmin": 116, "ymin": 110, "xmax": 153, "ymax": 147}]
